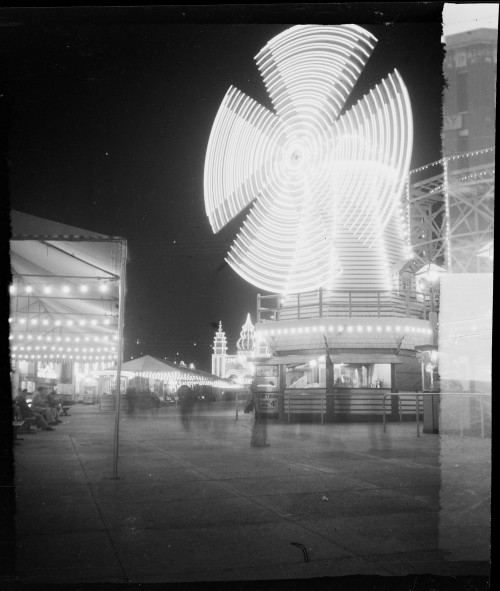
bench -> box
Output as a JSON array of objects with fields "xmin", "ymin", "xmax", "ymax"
[
  {"xmin": 13, "ymin": 403, "xmax": 37, "ymax": 440},
  {"xmin": 13, "ymin": 419, "xmax": 26, "ymax": 443},
  {"xmin": 60, "ymin": 397, "xmax": 75, "ymax": 416}
]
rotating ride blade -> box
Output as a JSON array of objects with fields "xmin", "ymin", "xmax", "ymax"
[
  {"xmin": 204, "ymin": 86, "xmax": 280, "ymax": 233},
  {"xmin": 328, "ymin": 70, "xmax": 413, "ymax": 247},
  {"xmin": 256, "ymin": 24, "xmax": 377, "ymax": 125},
  {"xmin": 227, "ymin": 182, "xmax": 338, "ymax": 294}
]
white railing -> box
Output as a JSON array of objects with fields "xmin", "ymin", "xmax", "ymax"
[
  {"xmin": 382, "ymin": 392, "xmax": 491, "ymax": 438},
  {"xmin": 257, "ymin": 288, "xmax": 432, "ymax": 323}
]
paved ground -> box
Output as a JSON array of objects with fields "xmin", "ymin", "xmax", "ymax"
[{"xmin": 4, "ymin": 401, "xmax": 491, "ymax": 588}]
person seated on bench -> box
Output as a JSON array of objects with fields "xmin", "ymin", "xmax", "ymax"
[
  {"xmin": 51, "ymin": 390, "xmax": 72, "ymax": 415},
  {"xmin": 15, "ymin": 389, "xmax": 55, "ymax": 431},
  {"xmin": 32, "ymin": 388, "xmax": 61, "ymax": 426},
  {"xmin": 47, "ymin": 389, "xmax": 64, "ymax": 418}
]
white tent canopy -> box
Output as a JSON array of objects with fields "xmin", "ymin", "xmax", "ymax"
[{"xmin": 97, "ymin": 355, "xmax": 238, "ymax": 389}]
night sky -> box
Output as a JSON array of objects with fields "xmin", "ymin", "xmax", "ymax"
[{"xmin": 2, "ymin": 4, "xmax": 445, "ymax": 371}]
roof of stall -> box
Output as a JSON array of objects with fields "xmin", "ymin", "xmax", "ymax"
[
  {"xmin": 121, "ymin": 355, "xmax": 176, "ymax": 373},
  {"xmin": 102, "ymin": 355, "xmax": 236, "ymax": 388}
]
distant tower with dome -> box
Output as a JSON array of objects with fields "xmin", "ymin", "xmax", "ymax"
[{"xmin": 211, "ymin": 315, "xmax": 256, "ymax": 385}]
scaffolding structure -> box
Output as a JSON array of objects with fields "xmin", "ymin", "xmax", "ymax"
[{"xmin": 407, "ymin": 148, "xmax": 495, "ymax": 273}]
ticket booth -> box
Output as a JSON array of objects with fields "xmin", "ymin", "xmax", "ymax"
[{"xmin": 252, "ymin": 365, "xmax": 279, "ymax": 418}]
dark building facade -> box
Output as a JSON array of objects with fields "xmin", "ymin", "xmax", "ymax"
[{"xmin": 443, "ymin": 28, "xmax": 497, "ymax": 165}]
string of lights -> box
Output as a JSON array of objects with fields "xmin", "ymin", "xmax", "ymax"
[
  {"xmin": 257, "ymin": 324, "xmax": 433, "ymax": 337},
  {"xmin": 12, "ymin": 353, "xmax": 117, "ymax": 362},
  {"xmin": 456, "ymin": 170, "xmax": 495, "ymax": 182},
  {"xmin": 9, "ymin": 283, "xmax": 115, "ymax": 295},
  {"xmin": 9, "ymin": 316, "xmax": 117, "ymax": 326},
  {"xmin": 9, "ymin": 333, "xmax": 118, "ymax": 343},
  {"xmin": 409, "ymin": 147, "xmax": 495, "ymax": 175}
]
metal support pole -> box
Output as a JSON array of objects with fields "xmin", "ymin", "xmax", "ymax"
[
  {"xmin": 235, "ymin": 391, "xmax": 238, "ymax": 421},
  {"xmin": 416, "ymin": 394, "xmax": 420, "ymax": 437},
  {"xmin": 459, "ymin": 394, "xmax": 464, "ymax": 437},
  {"xmin": 383, "ymin": 394, "xmax": 387, "ymax": 433},
  {"xmin": 320, "ymin": 394, "xmax": 324, "ymax": 425},
  {"xmin": 112, "ymin": 241, "xmax": 127, "ymax": 480},
  {"xmin": 287, "ymin": 392, "xmax": 290, "ymax": 424},
  {"xmin": 480, "ymin": 396, "xmax": 484, "ymax": 439}
]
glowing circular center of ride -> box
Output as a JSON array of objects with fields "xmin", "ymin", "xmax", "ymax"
[
  {"xmin": 284, "ymin": 142, "xmax": 309, "ymax": 174},
  {"xmin": 289, "ymin": 148, "xmax": 304, "ymax": 168}
]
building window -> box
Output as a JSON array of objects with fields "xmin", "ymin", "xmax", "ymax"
[
  {"xmin": 454, "ymin": 52, "xmax": 467, "ymax": 68},
  {"xmin": 457, "ymin": 136, "xmax": 469, "ymax": 155},
  {"xmin": 456, "ymin": 71, "xmax": 468, "ymax": 112}
]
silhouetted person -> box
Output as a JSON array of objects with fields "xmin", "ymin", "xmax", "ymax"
[
  {"xmin": 125, "ymin": 387, "xmax": 138, "ymax": 415},
  {"xmin": 151, "ymin": 392, "xmax": 161, "ymax": 413},
  {"xmin": 250, "ymin": 391, "xmax": 269, "ymax": 447},
  {"xmin": 178, "ymin": 385, "xmax": 195, "ymax": 430}
]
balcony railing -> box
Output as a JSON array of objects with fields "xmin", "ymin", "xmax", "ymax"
[{"xmin": 257, "ymin": 288, "xmax": 433, "ymax": 323}]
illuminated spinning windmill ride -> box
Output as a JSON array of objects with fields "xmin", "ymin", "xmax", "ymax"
[{"xmin": 204, "ymin": 25, "xmax": 413, "ymax": 295}]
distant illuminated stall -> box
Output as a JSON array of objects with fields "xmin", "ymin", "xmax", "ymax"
[{"xmin": 94, "ymin": 354, "xmax": 237, "ymax": 400}]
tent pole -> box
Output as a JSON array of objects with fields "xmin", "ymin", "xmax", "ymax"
[{"xmin": 112, "ymin": 240, "xmax": 127, "ymax": 479}]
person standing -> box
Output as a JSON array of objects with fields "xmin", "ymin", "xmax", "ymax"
[
  {"xmin": 250, "ymin": 390, "xmax": 269, "ymax": 448},
  {"xmin": 178, "ymin": 385, "xmax": 195, "ymax": 430}
]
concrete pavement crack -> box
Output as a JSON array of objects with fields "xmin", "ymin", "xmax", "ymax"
[{"xmin": 68, "ymin": 434, "xmax": 131, "ymax": 583}]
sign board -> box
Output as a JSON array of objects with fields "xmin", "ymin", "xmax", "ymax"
[
  {"xmin": 253, "ymin": 376, "xmax": 279, "ymax": 390},
  {"xmin": 36, "ymin": 362, "xmax": 59, "ymax": 380},
  {"xmin": 258, "ymin": 393, "xmax": 279, "ymax": 417},
  {"xmin": 256, "ymin": 365, "xmax": 278, "ymax": 377},
  {"xmin": 443, "ymin": 115, "xmax": 462, "ymax": 131},
  {"xmin": 253, "ymin": 364, "xmax": 279, "ymax": 391}
]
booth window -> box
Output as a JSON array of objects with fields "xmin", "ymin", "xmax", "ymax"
[
  {"xmin": 334, "ymin": 363, "xmax": 391, "ymax": 388},
  {"xmin": 285, "ymin": 361, "xmax": 392, "ymax": 389},
  {"xmin": 286, "ymin": 362, "xmax": 325, "ymax": 389}
]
